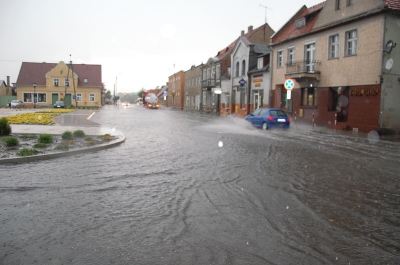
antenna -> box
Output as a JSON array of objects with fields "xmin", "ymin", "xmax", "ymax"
[{"xmin": 259, "ymin": 4, "xmax": 272, "ymax": 24}]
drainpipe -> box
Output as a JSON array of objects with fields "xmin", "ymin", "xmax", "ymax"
[
  {"xmin": 379, "ymin": 15, "xmax": 386, "ymax": 129},
  {"xmin": 269, "ymin": 46, "xmax": 274, "ymax": 108}
]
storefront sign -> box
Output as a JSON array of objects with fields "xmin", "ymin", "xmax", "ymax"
[
  {"xmin": 255, "ymin": 83, "xmax": 261, "ymax": 87},
  {"xmin": 253, "ymin": 78, "xmax": 263, "ymax": 83},
  {"xmin": 350, "ymin": 87, "xmax": 379, "ymax": 96}
]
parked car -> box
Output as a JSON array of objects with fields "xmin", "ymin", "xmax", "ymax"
[
  {"xmin": 10, "ymin": 100, "xmax": 24, "ymax": 109},
  {"xmin": 54, "ymin": 101, "xmax": 65, "ymax": 108},
  {"xmin": 245, "ymin": 108, "xmax": 290, "ymax": 130}
]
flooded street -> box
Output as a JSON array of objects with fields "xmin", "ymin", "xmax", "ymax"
[{"xmin": 1, "ymin": 106, "xmax": 399, "ymax": 264}]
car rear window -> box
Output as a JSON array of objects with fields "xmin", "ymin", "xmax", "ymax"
[{"xmin": 270, "ymin": 110, "xmax": 287, "ymax": 116}]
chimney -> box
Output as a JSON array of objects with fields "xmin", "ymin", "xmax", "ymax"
[
  {"xmin": 241, "ymin": 30, "xmax": 245, "ymax": 36},
  {"xmin": 7, "ymin": 76, "xmax": 10, "ymax": 86},
  {"xmin": 248, "ymin": 25, "xmax": 253, "ymax": 33}
]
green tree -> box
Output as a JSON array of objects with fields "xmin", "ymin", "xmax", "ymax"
[{"xmin": 137, "ymin": 88, "xmax": 145, "ymax": 98}]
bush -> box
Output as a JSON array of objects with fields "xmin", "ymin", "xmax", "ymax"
[
  {"xmin": 55, "ymin": 143, "xmax": 69, "ymax": 151},
  {"xmin": 73, "ymin": 130, "xmax": 85, "ymax": 138},
  {"xmin": 17, "ymin": 148, "xmax": 38, "ymax": 156},
  {"xmin": 2, "ymin": 136, "xmax": 19, "ymax": 146},
  {"xmin": 85, "ymin": 136, "xmax": 93, "ymax": 141},
  {"xmin": 61, "ymin": 131, "xmax": 73, "ymax": 140},
  {"xmin": 101, "ymin": 134, "xmax": 112, "ymax": 141},
  {"xmin": 38, "ymin": 134, "xmax": 53, "ymax": 143},
  {"xmin": 0, "ymin": 117, "xmax": 11, "ymax": 136},
  {"xmin": 33, "ymin": 143, "xmax": 47, "ymax": 148}
]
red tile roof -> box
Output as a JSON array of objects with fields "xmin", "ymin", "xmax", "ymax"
[
  {"xmin": 271, "ymin": 2, "xmax": 325, "ymax": 45},
  {"xmin": 385, "ymin": 0, "xmax": 400, "ymax": 9},
  {"xmin": 17, "ymin": 62, "xmax": 102, "ymax": 87}
]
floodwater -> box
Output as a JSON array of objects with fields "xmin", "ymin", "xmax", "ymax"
[{"xmin": 1, "ymin": 106, "xmax": 399, "ymax": 264}]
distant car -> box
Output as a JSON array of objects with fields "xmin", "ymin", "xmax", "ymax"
[
  {"xmin": 54, "ymin": 101, "xmax": 65, "ymax": 108},
  {"xmin": 245, "ymin": 108, "xmax": 290, "ymax": 130},
  {"xmin": 136, "ymin": 98, "xmax": 143, "ymax": 105},
  {"xmin": 10, "ymin": 100, "xmax": 24, "ymax": 109},
  {"xmin": 123, "ymin": 102, "xmax": 130, "ymax": 106}
]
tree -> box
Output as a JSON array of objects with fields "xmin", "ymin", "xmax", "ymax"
[
  {"xmin": 105, "ymin": 90, "xmax": 112, "ymax": 99},
  {"xmin": 137, "ymin": 88, "xmax": 145, "ymax": 98}
]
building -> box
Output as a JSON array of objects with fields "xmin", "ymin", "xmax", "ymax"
[
  {"xmin": 270, "ymin": 0, "xmax": 400, "ymax": 133},
  {"xmin": 16, "ymin": 61, "xmax": 103, "ymax": 108},
  {"xmin": 231, "ymin": 36, "xmax": 271, "ymax": 117},
  {"xmin": 168, "ymin": 71, "xmax": 185, "ymax": 109},
  {"xmin": 201, "ymin": 24, "xmax": 275, "ymax": 116},
  {"xmin": 184, "ymin": 64, "xmax": 203, "ymax": 111}
]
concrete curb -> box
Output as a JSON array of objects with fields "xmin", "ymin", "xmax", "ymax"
[{"xmin": 0, "ymin": 134, "xmax": 125, "ymax": 165}]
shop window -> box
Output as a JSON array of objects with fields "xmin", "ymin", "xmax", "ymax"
[
  {"xmin": 37, "ymin": 93, "xmax": 46, "ymax": 102},
  {"xmin": 89, "ymin": 93, "xmax": 95, "ymax": 102},
  {"xmin": 301, "ymin": 87, "xmax": 317, "ymax": 106}
]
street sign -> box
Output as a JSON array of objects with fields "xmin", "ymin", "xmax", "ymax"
[{"xmin": 284, "ymin": 79, "xmax": 295, "ymax": 90}]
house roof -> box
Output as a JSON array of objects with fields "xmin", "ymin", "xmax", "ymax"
[
  {"xmin": 272, "ymin": 0, "xmax": 400, "ymax": 45},
  {"xmin": 385, "ymin": 0, "xmax": 400, "ymax": 9},
  {"xmin": 215, "ymin": 23, "xmax": 271, "ymax": 60},
  {"xmin": 271, "ymin": 2, "xmax": 325, "ymax": 45},
  {"xmin": 16, "ymin": 62, "xmax": 102, "ymax": 87}
]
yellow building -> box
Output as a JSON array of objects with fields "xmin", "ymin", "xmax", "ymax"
[{"xmin": 16, "ymin": 61, "xmax": 103, "ymax": 108}]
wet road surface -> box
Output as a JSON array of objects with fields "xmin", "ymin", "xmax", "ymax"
[{"xmin": 1, "ymin": 105, "xmax": 399, "ymax": 264}]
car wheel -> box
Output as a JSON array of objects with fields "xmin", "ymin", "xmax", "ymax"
[{"xmin": 262, "ymin": 122, "xmax": 268, "ymax": 130}]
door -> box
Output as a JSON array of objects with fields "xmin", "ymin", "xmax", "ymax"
[
  {"xmin": 254, "ymin": 92, "xmax": 260, "ymax": 110},
  {"xmin": 65, "ymin": 94, "xmax": 72, "ymax": 107},
  {"xmin": 52, "ymin": 94, "xmax": 58, "ymax": 105},
  {"xmin": 305, "ymin": 43, "xmax": 315, "ymax": 72}
]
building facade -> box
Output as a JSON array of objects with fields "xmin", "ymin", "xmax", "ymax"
[
  {"xmin": 16, "ymin": 61, "xmax": 103, "ymax": 108},
  {"xmin": 270, "ymin": 0, "xmax": 400, "ymax": 133},
  {"xmin": 168, "ymin": 71, "xmax": 185, "ymax": 109},
  {"xmin": 184, "ymin": 64, "xmax": 203, "ymax": 111}
]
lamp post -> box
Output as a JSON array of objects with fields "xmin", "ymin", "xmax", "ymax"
[{"xmin": 33, "ymin": 83, "xmax": 36, "ymax": 109}]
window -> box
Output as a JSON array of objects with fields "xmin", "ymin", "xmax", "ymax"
[
  {"xmin": 295, "ymin": 18, "xmax": 306, "ymax": 29},
  {"xmin": 336, "ymin": 0, "xmax": 342, "ymax": 10},
  {"xmin": 37, "ymin": 93, "xmax": 46, "ymax": 103},
  {"xmin": 202, "ymin": 91, "xmax": 206, "ymax": 105},
  {"xmin": 207, "ymin": 68, "xmax": 210, "ymax": 79},
  {"xmin": 23, "ymin": 93, "xmax": 32, "ymax": 102},
  {"xmin": 76, "ymin": 93, "xmax": 82, "ymax": 102},
  {"xmin": 89, "ymin": 93, "xmax": 95, "ymax": 102},
  {"xmin": 203, "ymin": 69, "xmax": 206, "ymax": 80},
  {"xmin": 241, "ymin": 60, "xmax": 246, "ymax": 76},
  {"xmin": 277, "ymin": 50, "xmax": 283, "ymax": 68},
  {"xmin": 84, "ymin": 78, "xmax": 88, "ymax": 83},
  {"xmin": 288, "ymin": 47, "xmax": 295, "ymax": 65},
  {"xmin": 216, "ymin": 65, "xmax": 221, "ymax": 79},
  {"xmin": 65, "ymin": 78, "xmax": 70, "ymax": 87},
  {"xmin": 347, "ymin": 0, "xmax": 353, "ymax": 6},
  {"xmin": 257, "ymin": 57, "xmax": 263, "ymax": 69},
  {"xmin": 240, "ymin": 91, "xmax": 246, "ymax": 109},
  {"xmin": 54, "ymin": 78, "xmax": 59, "ymax": 86},
  {"xmin": 301, "ymin": 87, "xmax": 317, "ymax": 106},
  {"xmin": 211, "ymin": 66, "xmax": 215, "ymax": 78},
  {"xmin": 235, "ymin": 61, "xmax": 240, "ymax": 77},
  {"xmin": 329, "ymin": 34, "xmax": 339, "ymax": 59},
  {"xmin": 345, "ymin": 29, "xmax": 357, "ymax": 56},
  {"xmin": 304, "ymin": 43, "xmax": 316, "ymax": 72}
]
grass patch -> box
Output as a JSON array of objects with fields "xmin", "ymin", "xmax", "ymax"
[
  {"xmin": 73, "ymin": 130, "xmax": 85, "ymax": 138},
  {"xmin": 19, "ymin": 135, "xmax": 38, "ymax": 139},
  {"xmin": 100, "ymin": 134, "xmax": 112, "ymax": 141},
  {"xmin": 33, "ymin": 143, "xmax": 47, "ymax": 148},
  {"xmin": 17, "ymin": 148, "xmax": 38, "ymax": 156},
  {"xmin": 54, "ymin": 143, "xmax": 69, "ymax": 151},
  {"xmin": 38, "ymin": 134, "xmax": 53, "ymax": 143},
  {"xmin": 61, "ymin": 131, "xmax": 73, "ymax": 140},
  {"xmin": 2, "ymin": 136, "xmax": 19, "ymax": 146}
]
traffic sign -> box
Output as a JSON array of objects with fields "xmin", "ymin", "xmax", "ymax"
[{"xmin": 284, "ymin": 79, "xmax": 295, "ymax": 90}]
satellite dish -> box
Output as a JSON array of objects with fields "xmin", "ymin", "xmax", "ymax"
[
  {"xmin": 384, "ymin": 40, "xmax": 396, "ymax": 53},
  {"xmin": 385, "ymin": 58, "xmax": 394, "ymax": 70}
]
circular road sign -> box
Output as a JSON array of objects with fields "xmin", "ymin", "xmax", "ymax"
[{"xmin": 284, "ymin": 79, "xmax": 295, "ymax": 90}]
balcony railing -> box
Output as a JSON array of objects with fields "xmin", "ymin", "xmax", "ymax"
[
  {"xmin": 286, "ymin": 60, "xmax": 321, "ymax": 74},
  {"xmin": 201, "ymin": 78, "xmax": 220, "ymax": 89}
]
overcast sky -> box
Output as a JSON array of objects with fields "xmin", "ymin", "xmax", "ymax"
[{"xmin": 0, "ymin": 0, "xmax": 324, "ymax": 93}]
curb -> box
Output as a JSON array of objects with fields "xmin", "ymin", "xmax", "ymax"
[{"xmin": 0, "ymin": 134, "xmax": 125, "ymax": 165}]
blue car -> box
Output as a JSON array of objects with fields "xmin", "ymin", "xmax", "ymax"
[{"xmin": 245, "ymin": 108, "xmax": 290, "ymax": 130}]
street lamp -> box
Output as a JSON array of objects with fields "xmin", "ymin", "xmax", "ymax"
[{"xmin": 33, "ymin": 83, "xmax": 36, "ymax": 109}]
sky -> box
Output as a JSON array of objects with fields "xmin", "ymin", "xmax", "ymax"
[{"xmin": 0, "ymin": 0, "xmax": 325, "ymax": 93}]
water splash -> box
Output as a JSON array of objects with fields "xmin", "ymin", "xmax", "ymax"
[
  {"xmin": 218, "ymin": 141, "xmax": 223, "ymax": 148},
  {"xmin": 367, "ymin": 130, "xmax": 379, "ymax": 143}
]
